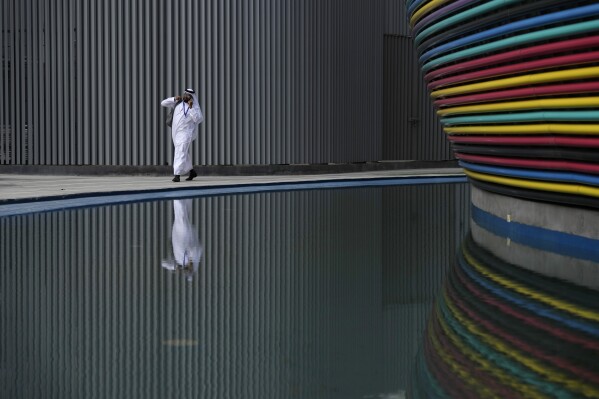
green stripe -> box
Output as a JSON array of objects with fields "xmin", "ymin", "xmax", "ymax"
[
  {"xmin": 415, "ymin": 0, "xmax": 519, "ymax": 46},
  {"xmin": 442, "ymin": 111, "xmax": 599, "ymax": 125}
]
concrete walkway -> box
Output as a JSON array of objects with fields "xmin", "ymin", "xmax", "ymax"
[
  {"xmin": 0, "ymin": 167, "xmax": 465, "ymax": 203},
  {"xmin": 0, "ymin": 168, "xmax": 467, "ymax": 217}
]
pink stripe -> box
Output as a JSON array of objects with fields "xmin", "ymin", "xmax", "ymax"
[
  {"xmin": 425, "ymin": 36, "xmax": 599, "ymax": 82},
  {"xmin": 447, "ymin": 135, "xmax": 599, "ymax": 147},
  {"xmin": 429, "ymin": 51, "xmax": 599, "ymax": 90},
  {"xmin": 434, "ymin": 82, "xmax": 599, "ymax": 106},
  {"xmin": 455, "ymin": 153, "xmax": 599, "ymax": 175}
]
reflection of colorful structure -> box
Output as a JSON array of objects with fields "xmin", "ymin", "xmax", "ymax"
[
  {"xmin": 408, "ymin": 0, "xmax": 599, "ymax": 205},
  {"xmin": 413, "ymin": 233, "xmax": 599, "ymax": 398}
]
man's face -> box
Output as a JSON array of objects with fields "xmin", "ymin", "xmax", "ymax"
[{"xmin": 182, "ymin": 94, "xmax": 192, "ymax": 102}]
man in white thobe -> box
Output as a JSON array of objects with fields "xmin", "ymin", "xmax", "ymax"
[{"xmin": 161, "ymin": 88, "xmax": 204, "ymax": 182}]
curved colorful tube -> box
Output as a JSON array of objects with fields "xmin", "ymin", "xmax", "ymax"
[
  {"xmin": 447, "ymin": 135, "xmax": 599, "ymax": 148},
  {"xmin": 435, "ymin": 82, "xmax": 599, "ymax": 107},
  {"xmin": 463, "ymin": 169, "xmax": 599, "ymax": 199},
  {"xmin": 461, "ymin": 161, "xmax": 599, "ymax": 188},
  {"xmin": 445, "ymin": 124, "xmax": 599, "ymax": 135},
  {"xmin": 452, "ymin": 145, "xmax": 599, "ymax": 163},
  {"xmin": 432, "ymin": 66, "xmax": 599, "ymax": 99},
  {"xmin": 420, "ymin": 4, "xmax": 599, "ymax": 64},
  {"xmin": 410, "ymin": 0, "xmax": 452, "ymax": 27},
  {"xmin": 415, "ymin": 0, "xmax": 519, "ymax": 45},
  {"xmin": 422, "ymin": 19, "xmax": 599, "ymax": 73},
  {"xmin": 417, "ymin": 0, "xmax": 578, "ymax": 56},
  {"xmin": 425, "ymin": 35, "xmax": 599, "ymax": 83},
  {"xmin": 439, "ymin": 98, "xmax": 599, "ymax": 117},
  {"xmin": 456, "ymin": 153, "xmax": 599, "ymax": 175},
  {"xmin": 442, "ymin": 111, "xmax": 599, "ymax": 126},
  {"xmin": 412, "ymin": 0, "xmax": 478, "ymax": 37},
  {"xmin": 408, "ymin": 0, "xmax": 428, "ymax": 15},
  {"xmin": 429, "ymin": 52, "xmax": 599, "ymax": 91},
  {"xmin": 408, "ymin": 0, "xmax": 599, "ymax": 206},
  {"xmin": 472, "ymin": 179, "xmax": 599, "ymax": 209}
]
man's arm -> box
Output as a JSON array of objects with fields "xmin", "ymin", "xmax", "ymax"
[{"xmin": 161, "ymin": 96, "xmax": 182, "ymax": 108}]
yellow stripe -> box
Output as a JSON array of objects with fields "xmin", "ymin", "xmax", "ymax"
[
  {"xmin": 463, "ymin": 169, "xmax": 599, "ymax": 198},
  {"xmin": 435, "ymin": 301, "xmax": 544, "ymax": 397},
  {"xmin": 444, "ymin": 286, "xmax": 599, "ymax": 397},
  {"xmin": 438, "ymin": 97, "xmax": 599, "ymax": 116},
  {"xmin": 410, "ymin": 0, "xmax": 450, "ymax": 26},
  {"xmin": 431, "ymin": 66, "xmax": 599, "ymax": 98},
  {"xmin": 444, "ymin": 124, "xmax": 599, "ymax": 135}
]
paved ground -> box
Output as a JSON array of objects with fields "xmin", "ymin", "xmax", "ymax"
[
  {"xmin": 0, "ymin": 167, "xmax": 465, "ymax": 203},
  {"xmin": 0, "ymin": 168, "xmax": 466, "ymax": 217}
]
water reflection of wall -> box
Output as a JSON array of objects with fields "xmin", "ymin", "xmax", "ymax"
[
  {"xmin": 382, "ymin": 184, "xmax": 470, "ymax": 392},
  {"xmin": 0, "ymin": 184, "xmax": 470, "ymax": 398}
]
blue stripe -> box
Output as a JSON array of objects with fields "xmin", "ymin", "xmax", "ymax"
[
  {"xmin": 420, "ymin": 3, "xmax": 599, "ymax": 63},
  {"xmin": 0, "ymin": 175, "xmax": 467, "ymax": 218},
  {"xmin": 461, "ymin": 160, "xmax": 599, "ymax": 187},
  {"xmin": 472, "ymin": 204, "xmax": 599, "ymax": 263}
]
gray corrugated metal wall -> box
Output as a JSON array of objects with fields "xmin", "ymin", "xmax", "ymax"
[
  {"xmin": 382, "ymin": 0, "xmax": 452, "ymax": 161},
  {"xmin": 0, "ymin": 0, "xmax": 384, "ymax": 166},
  {"xmin": 0, "ymin": 184, "xmax": 470, "ymax": 397}
]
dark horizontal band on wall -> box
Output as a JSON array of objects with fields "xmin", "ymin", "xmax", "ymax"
[{"xmin": 0, "ymin": 160, "xmax": 459, "ymax": 176}]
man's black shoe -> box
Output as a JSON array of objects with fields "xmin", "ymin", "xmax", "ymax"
[
  {"xmin": 185, "ymin": 169, "xmax": 198, "ymax": 181},
  {"xmin": 172, "ymin": 175, "xmax": 180, "ymax": 182}
]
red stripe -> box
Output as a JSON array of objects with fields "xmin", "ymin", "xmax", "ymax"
[
  {"xmin": 425, "ymin": 35, "xmax": 599, "ymax": 82},
  {"xmin": 455, "ymin": 153, "xmax": 599, "ymax": 174},
  {"xmin": 447, "ymin": 135, "xmax": 599, "ymax": 147},
  {"xmin": 429, "ymin": 51, "xmax": 599, "ymax": 90},
  {"xmin": 434, "ymin": 82, "xmax": 599, "ymax": 106}
]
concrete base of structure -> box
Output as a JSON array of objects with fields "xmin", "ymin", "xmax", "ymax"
[{"xmin": 470, "ymin": 185, "xmax": 599, "ymax": 290}]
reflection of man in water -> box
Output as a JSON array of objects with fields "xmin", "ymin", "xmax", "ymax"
[{"xmin": 161, "ymin": 199, "xmax": 203, "ymax": 282}]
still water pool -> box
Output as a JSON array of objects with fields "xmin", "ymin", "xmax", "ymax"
[{"xmin": 2, "ymin": 180, "xmax": 598, "ymax": 398}]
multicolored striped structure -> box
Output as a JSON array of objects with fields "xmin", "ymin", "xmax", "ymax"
[{"xmin": 408, "ymin": 0, "xmax": 599, "ymax": 207}]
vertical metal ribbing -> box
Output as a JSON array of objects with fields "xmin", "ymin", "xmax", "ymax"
[
  {"xmin": 75, "ymin": 0, "xmax": 82, "ymax": 165},
  {"xmin": 231, "ymin": 0, "xmax": 238, "ymax": 165},
  {"xmin": 0, "ymin": 0, "xmax": 427, "ymax": 167},
  {"xmin": 13, "ymin": 0, "xmax": 21, "ymax": 164},
  {"xmin": 56, "ymin": 0, "xmax": 65, "ymax": 164},
  {"xmin": 67, "ymin": 0, "xmax": 75, "ymax": 164},
  {"xmin": 82, "ymin": 4, "xmax": 94, "ymax": 165},
  {"xmin": 25, "ymin": 0, "xmax": 33, "ymax": 164},
  {"xmin": 124, "ymin": 0, "xmax": 132, "ymax": 165},
  {"xmin": 0, "ymin": 1, "xmax": 5, "ymax": 165}
]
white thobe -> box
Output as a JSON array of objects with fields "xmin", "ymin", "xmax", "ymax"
[{"xmin": 161, "ymin": 97, "xmax": 204, "ymax": 175}]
